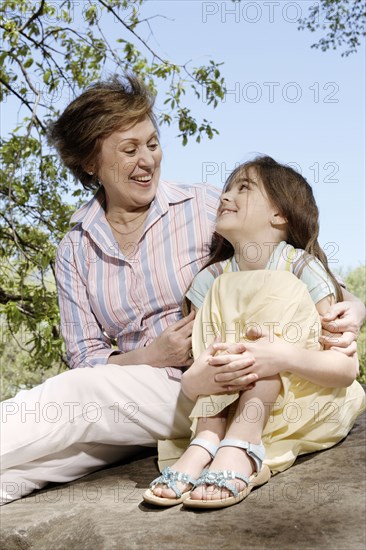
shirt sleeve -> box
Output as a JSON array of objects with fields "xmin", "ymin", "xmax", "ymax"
[
  {"xmin": 186, "ymin": 267, "xmax": 216, "ymax": 309},
  {"xmin": 298, "ymin": 255, "xmax": 337, "ymax": 304},
  {"xmin": 204, "ymin": 184, "xmax": 221, "ymax": 226},
  {"xmin": 55, "ymin": 232, "xmax": 122, "ymax": 369}
]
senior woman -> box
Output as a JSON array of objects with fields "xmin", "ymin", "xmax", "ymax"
[{"xmin": 0, "ymin": 76, "xmax": 364, "ymax": 505}]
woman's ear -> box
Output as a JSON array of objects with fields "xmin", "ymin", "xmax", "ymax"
[{"xmin": 84, "ymin": 163, "xmax": 95, "ymax": 175}]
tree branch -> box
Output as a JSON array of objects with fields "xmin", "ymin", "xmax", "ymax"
[
  {"xmin": 19, "ymin": 0, "xmax": 46, "ymax": 33},
  {"xmin": 0, "ymin": 78, "xmax": 46, "ymax": 131},
  {"xmin": 96, "ymin": 0, "xmax": 169, "ymax": 65}
]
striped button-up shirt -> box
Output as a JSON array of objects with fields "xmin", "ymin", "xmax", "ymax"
[{"xmin": 56, "ymin": 181, "xmax": 220, "ymax": 369}]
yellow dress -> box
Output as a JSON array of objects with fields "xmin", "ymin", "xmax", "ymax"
[{"xmin": 158, "ymin": 271, "xmax": 365, "ymax": 473}]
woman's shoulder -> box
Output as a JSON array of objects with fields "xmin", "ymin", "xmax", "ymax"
[{"xmin": 58, "ymin": 191, "xmax": 105, "ymax": 244}]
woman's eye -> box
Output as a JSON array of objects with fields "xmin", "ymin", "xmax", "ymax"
[
  {"xmin": 125, "ymin": 149, "xmax": 137, "ymax": 155},
  {"xmin": 239, "ymin": 183, "xmax": 249, "ymax": 191},
  {"xmin": 148, "ymin": 142, "xmax": 159, "ymax": 150}
]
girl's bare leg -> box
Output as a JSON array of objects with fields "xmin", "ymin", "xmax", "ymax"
[
  {"xmin": 190, "ymin": 375, "xmax": 281, "ymax": 501},
  {"xmin": 152, "ymin": 413, "xmax": 227, "ymax": 498}
]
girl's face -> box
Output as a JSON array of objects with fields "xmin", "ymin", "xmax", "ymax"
[
  {"xmin": 93, "ymin": 117, "xmax": 162, "ymax": 213},
  {"xmin": 216, "ymin": 168, "xmax": 282, "ymax": 245}
]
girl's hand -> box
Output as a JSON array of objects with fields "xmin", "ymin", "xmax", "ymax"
[
  {"xmin": 215, "ymin": 327, "xmax": 292, "ymax": 389},
  {"xmin": 181, "ymin": 341, "xmax": 258, "ymax": 401},
  {"xmin": 320, "ymin": 300, "xmax": 364, "ymax": 356}
]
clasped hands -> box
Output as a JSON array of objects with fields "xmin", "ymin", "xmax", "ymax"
[{"xmin": 181, "ymin": 300, "xmax": 362, "ymax": 401}]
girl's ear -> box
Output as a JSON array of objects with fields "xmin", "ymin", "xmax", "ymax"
[{"xmin": 270, "ymin": 212, "xmax": 287, "ymax": 226}]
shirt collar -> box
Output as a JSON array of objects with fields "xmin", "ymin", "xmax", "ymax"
[
  {"xmin": 70, "ymin": 181, "xmax": 194, "ymax": 229},
  {"xmin": 69, "ymin": 181, "xmax": 195, "ymax": 259}
]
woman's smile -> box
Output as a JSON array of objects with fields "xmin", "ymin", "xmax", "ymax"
[{"xmin": 95, "ymin": 116, "xmax": 162, "ymax": 212}]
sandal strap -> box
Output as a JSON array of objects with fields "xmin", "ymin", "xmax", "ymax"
[
  {"xmin": 195, "ymin": 469, "xmax": 250, "ymax": 498},
  {"xmin": 149, "ymin": 467, "xmax": 197, "ymax": 499},
  {"xmin": 219, "ymin": 438, "xmax": 265, "ymax": 473},
  {"xmin": 189, "ymin": 438, "xmax": 218, "ymax": 458}
]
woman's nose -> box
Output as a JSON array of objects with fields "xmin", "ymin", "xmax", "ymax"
[{"xmin": 137, "ymin": 146, "xmax": 155, "ymax": 169}]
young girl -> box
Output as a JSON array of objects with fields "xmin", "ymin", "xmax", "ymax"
[{"xmin": 143, "ymin": 156, "xmax": 365, "ymax": 509}]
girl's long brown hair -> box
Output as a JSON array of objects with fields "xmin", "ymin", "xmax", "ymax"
[{"xmin": 183, "ymin": 155, "xmax": 342, "ymax": 315}]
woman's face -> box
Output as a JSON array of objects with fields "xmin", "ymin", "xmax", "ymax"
[{"xmin": 95, "ymin": 117, "xmax": 162, "ymax": 212}]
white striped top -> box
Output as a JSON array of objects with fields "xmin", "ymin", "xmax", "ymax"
[
  {"xmin": 56, "ymin": 181, "xmax": 220, "ymax": 368},
  {"xmin": 186, "ymin": 241, "xmax": 337, "ymax": 309}
]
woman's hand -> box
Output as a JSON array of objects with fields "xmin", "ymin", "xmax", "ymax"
[
  {"xmin": 181, "ymin": 341, "xmax": 258, "ymax": 401},
  {"xmin": 320, "ymin": 299, "xmax": 365, "ymax": 356},
  {"xmin": 147, "ymin": 311, "xmax": 195, "ymax": 368}
]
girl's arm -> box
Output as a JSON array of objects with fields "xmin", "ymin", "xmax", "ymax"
[
  {"xmin": 213, "ymin": 295, "xmax": 358, "ymax": 390},
  {"xmin": 287, "ymin": 294, "xmax": 358, "ymax": 386}
]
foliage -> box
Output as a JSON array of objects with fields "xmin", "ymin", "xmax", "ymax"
[
  {"xmin": 298, "ymin": 0, "xmax": 366, "ymax": 56},
  {"xmin": 344, "ymin": 267, "xmax": 366, "ymax": 383},
  {"xmin": 0, "ymin": 0, "xmax": 226, "ymax": 379},
  {"xmin": 0, "ymin": 1, "xmax": 364, "ymax": 395}
]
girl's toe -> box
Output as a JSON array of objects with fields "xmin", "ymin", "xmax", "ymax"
[{"xmin": 161, "ymin": 486, "xmax": 179, "ymax": 499}]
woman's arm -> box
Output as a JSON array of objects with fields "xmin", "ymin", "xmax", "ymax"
[
  {"xmin": 56, "ymin": 237, "xmax": 116, "ymax": 368},
  {"xmin": 107, "ymin": 311, "xmax": 195, "ymax": 367},
  {"xmin": 57, "ymin": 236, "xmax": 195, "ymax": 369},
  {"xmin": 320, "ymin": 289, "xmax": 365, "ymax": 353}
]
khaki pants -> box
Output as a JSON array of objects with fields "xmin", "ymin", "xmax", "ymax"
[{"xmin": 0, "ymin": 364, "xmax": 192, "ymax": 504}]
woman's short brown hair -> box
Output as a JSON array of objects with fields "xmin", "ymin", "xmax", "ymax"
[{"xmin": 48, "ymin": 75, "xmax": 157, "ymax": 190}]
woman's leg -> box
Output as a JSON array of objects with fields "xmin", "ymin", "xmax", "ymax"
[
  {"xmin": 190, "ymin": 375, "xmax": 281, "ymax": 501},
  {"xmin": 0, "ymin": 363, "xmax": 192, "ymax": 504}
]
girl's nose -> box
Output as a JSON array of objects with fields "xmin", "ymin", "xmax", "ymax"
[{"xmin": 220, "ymin": 191, "xmax": 232, "ymax": 203}]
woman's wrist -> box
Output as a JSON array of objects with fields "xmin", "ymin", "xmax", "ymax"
[
  {"xmin": 107, "ymin": 346, "xmax": 158, "ymax": 367},
  {"xmin": 144, "ymin": 341, "xmax": 163, "ymax": 367}
]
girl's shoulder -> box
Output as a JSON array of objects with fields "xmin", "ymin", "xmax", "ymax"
[
  {"xmin": 269, "ymin": 242, "xmax": 336, "ymax": 303},
  {"xmin": 186, "ymin": 258, "xmax": 235, "ymax": 309},
  {"xmin": 267, "ymin": 241, "xmax": 322, "ymax": 277}
]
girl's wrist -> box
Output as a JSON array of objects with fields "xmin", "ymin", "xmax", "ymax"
[
  {"xmin": 283, "ymin": 346, "xmax": 303, "ymax": 375},
  {"xmin": 181, "ymin": 371, "xmax": 197, "ymax": 401}
]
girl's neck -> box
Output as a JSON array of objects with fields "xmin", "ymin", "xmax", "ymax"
[{"xmin": 232, "ymin": 238, "xmax": 283, "ymax": 271}]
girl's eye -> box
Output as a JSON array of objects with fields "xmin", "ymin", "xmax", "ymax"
[{"xmin": 239, "ymin": 183, "xmax": 249, "ymax": 191}]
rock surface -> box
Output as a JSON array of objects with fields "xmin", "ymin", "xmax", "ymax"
[{"xmin": 1, "ymin": 408, "xmax": 365, "ymax": 550}]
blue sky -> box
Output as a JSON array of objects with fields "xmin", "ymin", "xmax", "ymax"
[
  {"xmin": 2, "ymin": 0, "xmax": 365, "ymax": 270},
  {"xmin": 139, "ymin": 0, "xmax": 365, "ymax": 271}
]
